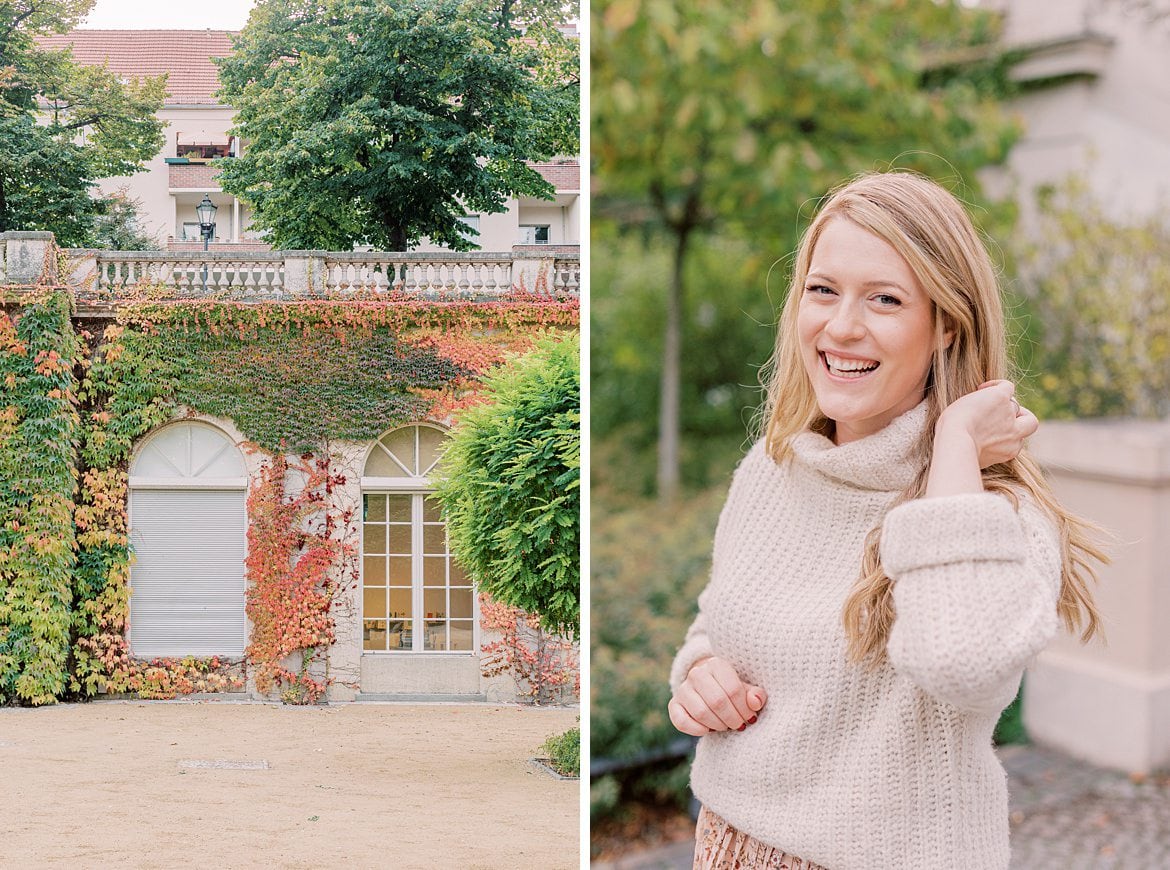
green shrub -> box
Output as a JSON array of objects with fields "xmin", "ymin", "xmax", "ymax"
[
  {"xmin": 435, "ymin": 334, "xmax": 580, "ymax": 639},
  {"xmin": 1011, "ymin": 174, "xmax": 1170, "ymax": 419},
  {"xmin": 541, "ymin": 725, "xmax": 581, "ymax": 777}
]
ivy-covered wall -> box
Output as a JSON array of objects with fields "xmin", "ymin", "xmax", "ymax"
[{"xmin": 0, "ymin": 283, "xmax": 578, "ymax": 705}]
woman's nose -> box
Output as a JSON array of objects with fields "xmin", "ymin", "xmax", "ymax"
[{"xmin": 825, "ymin": 302, "xmax": 866, "ymax": 341}]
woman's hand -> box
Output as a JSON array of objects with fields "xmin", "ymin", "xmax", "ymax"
[
  {"xmin": 925, "ymin": 380, "xmax": 1038, "ymax": 498},
  {"xmin": 668, "ymin": 656, "xmax": 767, "ymax": 737},
  {"xmin": 937, "ymin": 380, "xmax": 1039, "ymax": 467}
]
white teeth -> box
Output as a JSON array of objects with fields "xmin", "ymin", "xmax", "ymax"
[{"xmin": 823, "ymin": 352, "xmax": 878, "ymax": 375}]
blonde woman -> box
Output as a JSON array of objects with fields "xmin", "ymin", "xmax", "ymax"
[{"xmin": 667, "ymin": 171, "xmax": 1104, "ymax": 870}]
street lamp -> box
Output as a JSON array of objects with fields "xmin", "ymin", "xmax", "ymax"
[{"xmin": 196, "ymin": 195, "xmax": 217, "ymax": 292}]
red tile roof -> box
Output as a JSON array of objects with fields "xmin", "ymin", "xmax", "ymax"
[{"xmin": 36, "ymin": 30, "xmax": 236, "ymax": 105}]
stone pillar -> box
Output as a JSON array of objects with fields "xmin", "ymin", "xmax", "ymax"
[
  {"xmin": 282, "ymin": 251, "xmax": 329, "ymax": 297},
  {"xmin": 63, "ymin": 249, "xmax": 99, "ymax": 295},
  {"xmin": 1, "ymin": 231, "xmax": 58, "ymax": 285},
  {"xmin": 511, "ymin": 253, "xmax": 556, "ymax": 293},
  {"xmin": 1025, "ymin": 419, "xmax": 1170, "ymax": 774}
]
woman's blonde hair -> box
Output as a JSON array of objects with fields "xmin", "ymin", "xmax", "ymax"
[{"xmin": 759, "ymin": 171, "xmax": 1105, "ymax": 665}]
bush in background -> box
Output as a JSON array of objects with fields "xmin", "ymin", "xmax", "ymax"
[
  {"xmin": 1011, "ymin": 174, "xmax": 1170, "ymax": 419},
  {"xmin": 436, "ymin": 333, "xmax": 580, "ymax": 640},
  {"xmin": 591, "ymin": 478, "xmax": 730, "ymax": 818}
]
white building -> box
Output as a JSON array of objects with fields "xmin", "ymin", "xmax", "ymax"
[
  {"xmin": 38, "ymin": 29, "xmax": 580, "ymax": 252},
  {"xmin": 981, "ymin": 0, "xmax": 1170, "ymax": 220}
]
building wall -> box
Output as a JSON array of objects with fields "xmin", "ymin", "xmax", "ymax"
[
  {"xmin": 94, "ymin": 105, "xmax": 256, "ymax": 246},
  {"xmin": 982, "ymin": 0, "xmax": 1170, "ymax": 221}
]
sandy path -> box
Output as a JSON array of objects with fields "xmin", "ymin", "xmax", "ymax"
[{"xmin": 0, "ymin": 701, "xmax": 579, "ymax": 869}]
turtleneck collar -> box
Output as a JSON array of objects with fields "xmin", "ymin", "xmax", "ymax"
[{"xmin": 788, "ymin": 400, "xmax": 931, "ymax": 492}]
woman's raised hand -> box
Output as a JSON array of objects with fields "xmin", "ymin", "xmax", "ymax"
[
  {"xmin": 936, "ymin": 379, "xmax": 1039, "ymax": 469},
  {"xmin": 668, "ymin": 656, "xmax": 768, "ymax": 737}
]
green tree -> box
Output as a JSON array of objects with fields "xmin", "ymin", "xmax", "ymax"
[
  {"xmin": 0, "ymin": 0, "xmax": 165, "ymax": 246},
  {"xmin": 435, "ymin": 334, "xmax": 580, "ymax": 639},
  {"xmin": 216, "ymin": 0, "xmax": 578, "ymax": 252},
  {"xmin": 90, "ymin": 189, "xmax": 161, "ymax": 250},
  {"xmin": 592, "ymin": 0, "xmax": 1019, "ymax": 500}
]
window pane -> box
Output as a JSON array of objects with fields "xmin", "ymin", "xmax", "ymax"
[
  {"xmin": 423, "ymin": 556, "xmax": 446, "ymax": 587},
  {"xmin": 388, "ymin": 620, "xmax": 412, "ymax": 650},
  {"xmin": 418, "ymin": 427, "xmax": 444, "ymax": 475},
  {"xmin": 449, "ymin": 620, "xmax": 474, "ymax": 651},
  {"xmin": 424, "ymin": 588, "xmax": 446, "ymax": 618},
  {"xmin": 388, "ymin": 495, "xmax": 411, "ymax": 522},
  {"xmin": 364, "ymin": 444, "xmax": 403, "ymax": 477},
  {"xmin": 389, "ymin": 556, "xmax": 412, "ymax": 585},
  {"xmin": 424, "ymin": 620, "xmax": 446, "ymax": 651},
  {"xmin": 364, "ymin": 494, "xmax": 386, "ymax": 523},
  {"xmin": 363, "ymin": 588, "xmax": 387, "ymax": 619},
  {"xmin": 388, "ymin": 524, "xmax": 411, "ymax": 554},
  {"xmin": 450, "ymin": 560, "xmax": 470, "ymax": 585},
  {"xmin": 423, "ymin": 524, "xmax": 445, "ymax": 555},
  {"xmin": 383, "ymin": 428, "xmax": 416, "ymax": 474},
  {"xmin": 423, "ymin": 496, "xmax": 442, "ymax": 523},
  {"xmin": 363, "ymin": 619, "xmax": 387, "ymax": 651},
  {"xmin": 363, "ymin": 556, "xmax": 386, "ymax": 584},
  {"xmin": 450, "ymin": 588, "xmax": 474, "ymax": 619},
  {"xmin": 389, "ymin": 587, "xmax": 412, "ymax": 617},
  {"xmin": 363, "ymin": 524, "xmax": 386, "ymax": 554}
]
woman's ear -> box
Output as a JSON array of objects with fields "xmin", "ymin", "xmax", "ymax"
[{"xmin": 941, "ymin": 313, "xmax": 957, "ymax": 350}]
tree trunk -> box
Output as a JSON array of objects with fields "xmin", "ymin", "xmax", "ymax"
[{"xmin": 657, "ymin": 227, "xmax": 690, "ymax": 502}]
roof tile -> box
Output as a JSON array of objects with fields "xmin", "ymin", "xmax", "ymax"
[{"xmin": 36, "ymin": 30, "xmax": 236, "ymax": 105}]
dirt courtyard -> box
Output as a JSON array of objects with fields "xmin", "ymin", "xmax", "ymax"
[{"xmin": 0, "ymin": 700, "xmax": 579, "ymax": 869}]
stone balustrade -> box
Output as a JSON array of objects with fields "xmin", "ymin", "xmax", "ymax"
[{"xmin": 0, "ymin": 231, "xmax": 580, "ymax": 304}]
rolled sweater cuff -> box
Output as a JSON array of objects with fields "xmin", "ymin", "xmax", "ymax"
[{"xmin": 880, "ymin": 492, "xmax": 1026, "ymax": 575}]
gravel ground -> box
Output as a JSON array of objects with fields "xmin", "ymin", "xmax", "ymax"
[{"xmin": 0, "ymin": 699, "xmax": 579, "ymax": 870}]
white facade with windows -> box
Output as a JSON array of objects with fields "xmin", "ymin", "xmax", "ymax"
[{"xmin": 123, "ymin": 412, "xmax": 519, "ymax": 701}]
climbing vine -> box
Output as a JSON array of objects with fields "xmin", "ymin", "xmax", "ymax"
[
  {"xmin": 0, "ymin": 277, "xmax": 579, "ymax": 705},
  {"xmin": 479, "ymin": 594, "xmax": 579, "ymax": 705},
  {"xmin": 244, "ymin": 449, "xmax": 355, "ymax": 704},
  {"xmin": 0, "ymin": 290, "xmax": 81, "ymax": 705}
]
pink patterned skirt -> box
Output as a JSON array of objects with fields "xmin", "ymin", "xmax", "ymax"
[{"xmin": 693, "ymin": 805, "xmax": 830, "ymax": 870}]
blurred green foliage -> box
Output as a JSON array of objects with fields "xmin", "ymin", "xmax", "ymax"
[
  {"xmin": 590, "ymin": 473, "xmax": 728, "ymax": 817},
  {"xmin": 1011, "ymin": 175, "xmax": 1170, "ymax": 419},
  {"xmin": 592, "ymin": 0, "xmax": 1020, "ymax": 495}
]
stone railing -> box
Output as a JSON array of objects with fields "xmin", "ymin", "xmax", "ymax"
[{"xmin": 0, "ymin": 232, "xmax": 580, "ymax": 303}]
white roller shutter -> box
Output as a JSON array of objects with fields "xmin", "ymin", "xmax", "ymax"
[{"xmin": 129, "ymin": 488, "xmax": 247, "ymax": 657}]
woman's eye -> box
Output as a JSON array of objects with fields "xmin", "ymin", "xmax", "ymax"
[
  {"xmin": 805, "ymin": 284, "xmax": 834, "ymax": 296},
  {"xmin": 874, "ymin": 293, "xmax": 901, "ymax": 306}
]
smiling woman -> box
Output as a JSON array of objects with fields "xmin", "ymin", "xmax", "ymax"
[
  {"xmin": 797, "ymin": 217, "xmax": 948, "ymax": 445},
  {"xmin": 666, "ymin": 171, "xmax": 1107, "ymax": 870}
]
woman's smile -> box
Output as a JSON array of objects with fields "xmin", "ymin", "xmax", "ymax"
[{"xmin": 797, "ymin": 217, "xmax": 951, "ymax": 444}]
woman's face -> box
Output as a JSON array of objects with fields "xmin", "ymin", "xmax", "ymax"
[{"xmin": 797, "ymin": 217, "xmax": 949, "ymax": 445}]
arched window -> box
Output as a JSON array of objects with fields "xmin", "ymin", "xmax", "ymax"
[
  {"xmin": 361, "ymin": 424, "xmax": 475, "ymax": 653},
  {"xmin": 128, "ymin": 421, "xmax": 247, "ymax": 657}
]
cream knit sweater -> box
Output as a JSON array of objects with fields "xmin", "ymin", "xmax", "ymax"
[{"xmin": 670, "ymin": 402, "xmax": 1062, "ymax": 870}]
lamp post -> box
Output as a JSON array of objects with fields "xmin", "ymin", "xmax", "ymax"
[{"xmin": 196, "ymin": 195, "xmax": 217, "ymax": 293}]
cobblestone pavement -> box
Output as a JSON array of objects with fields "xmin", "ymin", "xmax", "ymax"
[{"xmin": 594, "ymin": 744, "xmax": 1170, "ymax": 869}]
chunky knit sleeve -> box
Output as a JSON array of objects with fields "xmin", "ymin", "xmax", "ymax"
[
  {"xmin": 669, "ymin": 587, "xmax": 714, "ymax": 694},
  {"xmin": 880, "ymin": 491, "xmax": 1062, "ymax": 714}
]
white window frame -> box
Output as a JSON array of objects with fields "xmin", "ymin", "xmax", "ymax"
[
  {"xmin": 127, "ymin": 421, "xmax": 248, "ymax": 657},
  {"xmin": 519, "ymin": 224, "xmax": 550, "ymax": 245},
  {"xmin": 360, "ymin": 425, "xmax": 477, "ymax": 655},
  {"xmin": 457, "ymin": 214, "xmax": 480, "ymax": 244}
]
